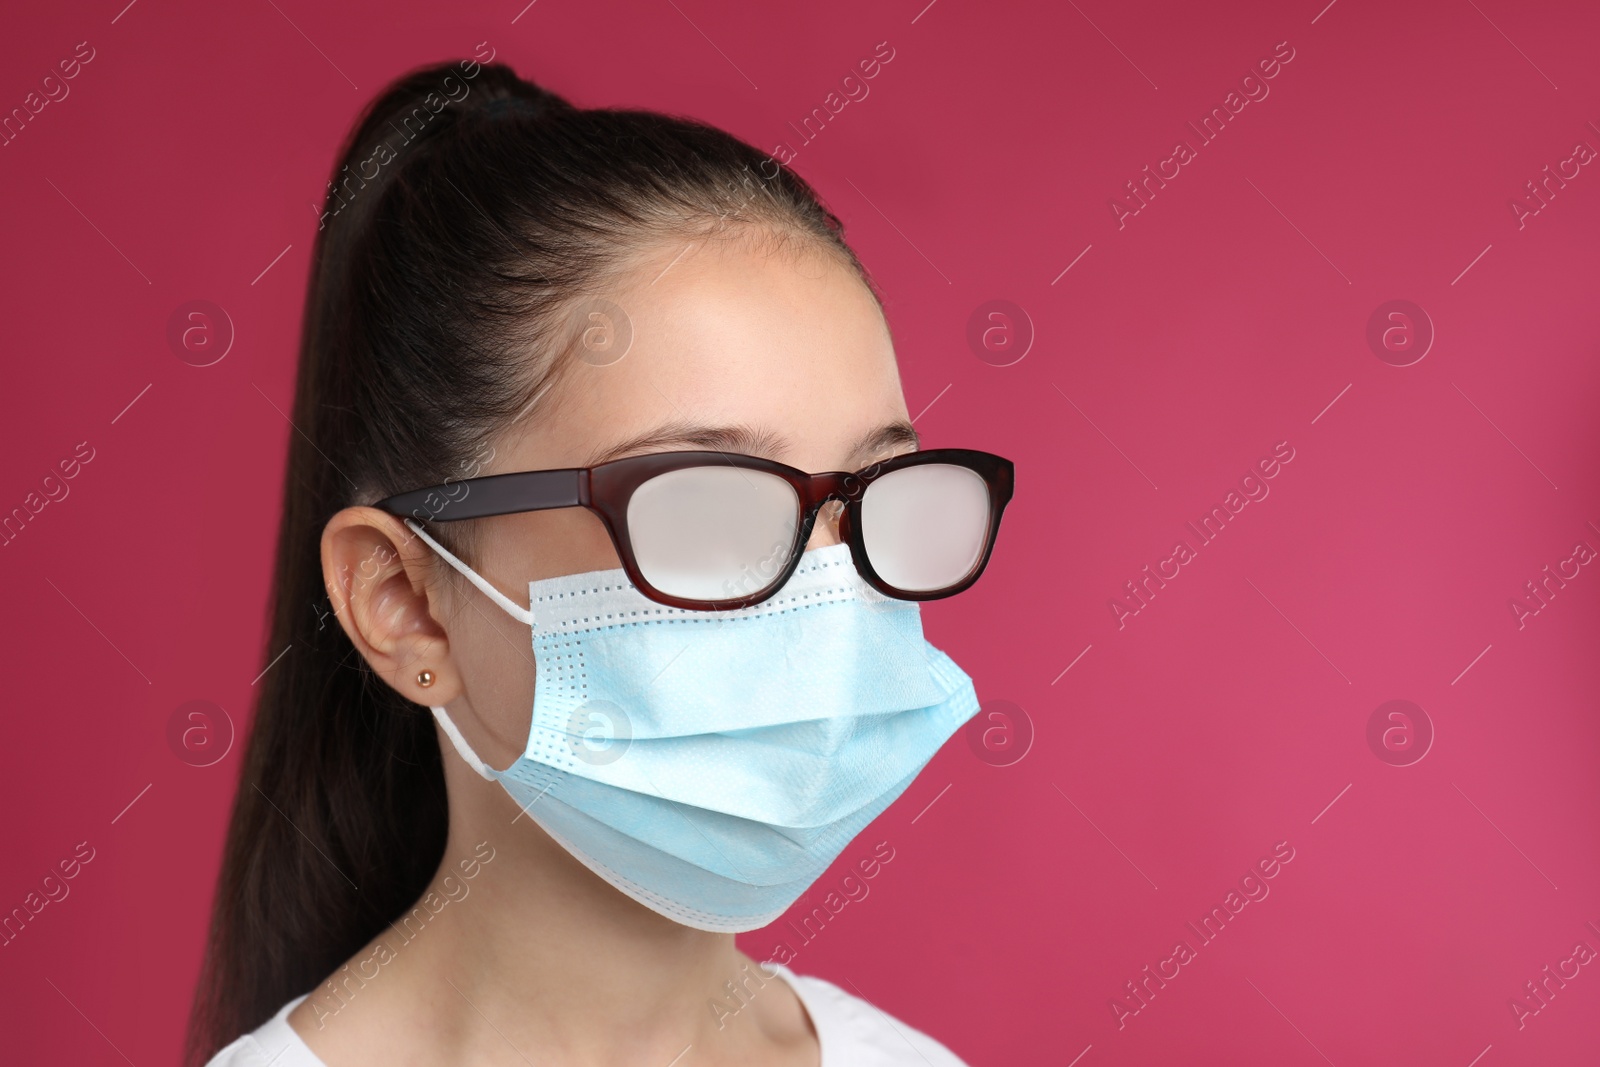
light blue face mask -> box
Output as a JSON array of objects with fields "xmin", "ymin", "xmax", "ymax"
[{"xmin": 407, "ymin": 520, "xmax": 981, "ymax": 933}]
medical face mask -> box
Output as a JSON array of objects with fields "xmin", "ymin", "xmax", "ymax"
[{"xmin": 407, "ymin": 522, "xmax": 981, "ymax": 933}]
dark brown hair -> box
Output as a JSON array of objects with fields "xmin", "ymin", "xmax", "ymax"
[{"xmin": 185, "ymin": 56, "xmax": 874, "ymax": 1064}]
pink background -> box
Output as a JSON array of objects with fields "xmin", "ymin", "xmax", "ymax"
[{"xmin": 2, "ymin": 0, "xmax": 1598, "ymax": 1063}]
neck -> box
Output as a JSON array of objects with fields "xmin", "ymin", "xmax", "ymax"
[{"xmin": 290, "ymin": 764, "xmax": 813, "ymax": 1066}]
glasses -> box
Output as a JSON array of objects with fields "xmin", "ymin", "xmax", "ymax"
[{"xmin": 375, "ymin": 447, "xmax": 1014, "ymax": 611}]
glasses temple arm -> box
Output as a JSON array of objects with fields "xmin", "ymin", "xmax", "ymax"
[{"xmin": 376, "ymin": 469, "xmax": 585, "ymax": 522}]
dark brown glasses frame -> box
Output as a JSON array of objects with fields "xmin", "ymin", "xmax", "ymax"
[{"xmin": 375, "ymin": 447, "xmax": 1015, "ymax": 611}]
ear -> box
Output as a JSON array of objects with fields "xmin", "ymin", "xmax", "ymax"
[{"xmin": 320, "ymin": 507, "xmax": 461, "ymax": 706}]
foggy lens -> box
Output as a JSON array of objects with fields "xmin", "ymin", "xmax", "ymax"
[
  {"xmin": 861, "ymin": 463, "xmax": 989, "ymax": 592},
  {"xmin": 627, "ymin": 465, "xmax": 800, "ymax": 601}
]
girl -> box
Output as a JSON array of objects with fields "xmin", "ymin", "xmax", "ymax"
[{"xmin": 189, "ymin": 57, "xmax": 1012, "ymax": 1066}]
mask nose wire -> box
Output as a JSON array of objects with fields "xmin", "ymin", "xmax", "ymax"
[{"xmin": 403, "ymin": 518, "xmax": 537, "ymax": 628}]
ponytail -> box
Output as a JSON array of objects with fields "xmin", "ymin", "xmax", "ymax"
[{"xmin": 185, "ymin": 55, "xmax": 872, "ymax": 1064}]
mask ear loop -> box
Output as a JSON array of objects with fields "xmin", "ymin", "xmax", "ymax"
[
  {"xmin": 430, "ymin": 705, "xmax": 497, "ymax": 781},
  {"xmin": 400, "ymin": 517, "xmax": 531, "ymax": 781},
  {"xmin": 402, "ymin": 517, "xmax": 536, "ymax": 627}
]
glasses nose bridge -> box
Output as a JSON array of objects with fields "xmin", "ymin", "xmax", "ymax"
[
  {"xmin": 797, "ymin": 471, "xmax": 855, "ymax": 556},
  {"xmin": 800, "ymin": 470, "xmax": 859, "ymax": 514}
]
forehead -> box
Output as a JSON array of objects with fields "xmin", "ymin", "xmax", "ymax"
[{"xmin": 509, "ymin": 232, "xmax": 909, "ymax": 471}]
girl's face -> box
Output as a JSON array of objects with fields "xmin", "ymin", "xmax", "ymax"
[{"xmin": 326, "ymin": 231, "xmax": 919, "ymax": 774}]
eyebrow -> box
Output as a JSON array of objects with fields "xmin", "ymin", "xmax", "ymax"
[{"xmin": 580, "ymin": 419, "xmax": 920, "ymax": 470}]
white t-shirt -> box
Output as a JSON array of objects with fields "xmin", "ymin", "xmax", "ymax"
[{"xmin": 205, "ymin": 963, "xmax": 967, "ymax": 1066}]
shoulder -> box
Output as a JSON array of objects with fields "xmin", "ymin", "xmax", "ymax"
[
  {"xmin": 203, "ymin": 995, "xmax": 325, "ymax": 1067},
  {"xmin": 771, "ymin": 965, "xmax": 969, "ymax": 1067}
]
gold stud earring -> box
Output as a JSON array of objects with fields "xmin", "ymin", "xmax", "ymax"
[{"xmin": 416, "ymin": 669, "xmax": 435, "ymax": 688}]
